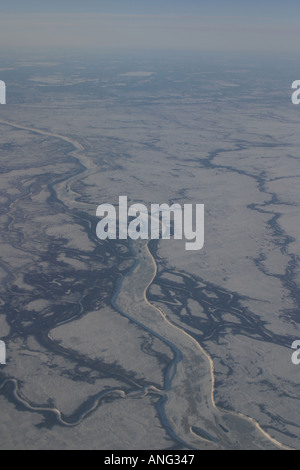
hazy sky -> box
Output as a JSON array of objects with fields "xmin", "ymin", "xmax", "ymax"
[{"xmin": 1, "ymin": 1, "xmax": 300, "ymax": 53}]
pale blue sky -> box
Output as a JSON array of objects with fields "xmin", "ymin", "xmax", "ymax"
[
  {"xmin": 1, "ymin": 0, "xmax": 298, "ymax": 18},
  {"xmin": 1, "ymin": 1, "xmax": 300, "ymax": 53}
]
